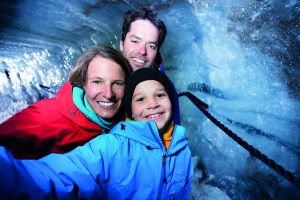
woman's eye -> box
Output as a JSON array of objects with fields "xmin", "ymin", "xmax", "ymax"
[
  {"xmin": 92, "ymin": 80, "xmax": 101, "ymax": 84},
  {"xmin": 157, "ymin": 93, "xmax": 166, "ymax": 97}
]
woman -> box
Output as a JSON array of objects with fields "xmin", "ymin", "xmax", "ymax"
[
  {"xmin": 0, "ymin": 68, "xmax": 193, "ymax": 199},
  {"xmin": 0, "ymin": 45, "xmax": 132, "ymax": 159}
]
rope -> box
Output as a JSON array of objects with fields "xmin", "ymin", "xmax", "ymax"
[{"xmin": 178, "ymin": 91, "xmax": 300, "ymax": 188}]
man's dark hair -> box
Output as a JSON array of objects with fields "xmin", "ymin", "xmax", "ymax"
[{"xmin": 121, "ymin": 6, "xmax": 167, "ymax": 49}]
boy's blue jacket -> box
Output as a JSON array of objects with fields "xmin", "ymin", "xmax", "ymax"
[{"xmin": 0, "ymin": 121, "xmax": 193, "ymax": 200}]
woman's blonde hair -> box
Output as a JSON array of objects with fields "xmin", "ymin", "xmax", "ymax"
[{"xmin": 68, "ymin": 45, "xmax": 132, "ymax": 87}]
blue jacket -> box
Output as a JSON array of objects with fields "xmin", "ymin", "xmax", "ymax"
[{"xmin": 0, "ymin": 121, "xmax": 193, "ymax": 200}]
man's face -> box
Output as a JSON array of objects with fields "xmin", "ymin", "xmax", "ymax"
[{"xmin": 120, "ymin": 19, "xmax": 159, "ymax": 71}]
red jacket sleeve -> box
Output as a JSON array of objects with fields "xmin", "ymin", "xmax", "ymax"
[{"xmin": 0, "ymin": 99, "xmax": 57, "ymax": 158}]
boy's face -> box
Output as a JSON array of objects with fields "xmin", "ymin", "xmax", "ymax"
[
  {"xmin": 131, "ymin": 80, "xmax": 172, "ymax": 133},
  {"xmin": 120, "ymin": 19, "xmax": 159, "ymax": 71}
]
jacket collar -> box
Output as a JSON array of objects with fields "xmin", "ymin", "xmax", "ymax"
[
  {"xmin": 111, "ymin": 121, "xmax": 188, "ymax": 154},
  {"xmin": 56, "ymin": 82, "xmax": 100, "ymax": 130}
]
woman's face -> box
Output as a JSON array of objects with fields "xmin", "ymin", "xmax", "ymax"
[
  {"xmin": 131, "ymin": 80, "xmax": 172, "ymax": 133},
  {"xmin": 84, "ymin": 56, "xmax": 125, "ymax": 119}
]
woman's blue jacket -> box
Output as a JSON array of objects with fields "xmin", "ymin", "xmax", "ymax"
[{"xmin": 0, "ymin": 121, "xmax": 193, "ymax": 199}]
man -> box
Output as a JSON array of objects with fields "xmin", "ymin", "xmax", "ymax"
[
  {"xmin": 120, "ymin": 6, "xmax": 166, "ymax": 70},
  {"xmin": 119, "ymin": 7, "xmax": 181, "ymax": 124}
]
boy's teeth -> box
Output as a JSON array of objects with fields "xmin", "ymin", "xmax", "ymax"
[{"xmin": 147, "ymin": 114, "xmax": 160, "ymax": 118}]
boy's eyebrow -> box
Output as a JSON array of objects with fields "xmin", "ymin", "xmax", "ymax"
[
  {"xmin": 132, "ymin": 93, "xmax": 143, "ymax": 99},
  {"xmin": 132, "ymin": 88, "xmax": 166, "ymax": 97}
]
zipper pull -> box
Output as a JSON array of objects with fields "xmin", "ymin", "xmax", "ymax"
[
  {"xmin": 162, "ymin": 154, "xmax": 166, "ymax": 165},
  {"xmin": 162, "ymin": 154, "xmax": 167, "ymax": 183}
]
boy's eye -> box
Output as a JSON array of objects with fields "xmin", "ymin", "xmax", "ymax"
[{"xmin": 135, "ymin": 97, "xmax": 144, "ymax": 102}]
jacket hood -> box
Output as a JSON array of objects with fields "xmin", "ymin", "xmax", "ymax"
[{"xmin": 110, "ymin": 121, "xmax": 188, "ymax": 154}]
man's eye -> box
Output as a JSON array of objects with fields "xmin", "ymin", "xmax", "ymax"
[
  {"xmin": 149, "ymin": 44, "xmax": 157, "ymax": 50},
  {"xmin": 131, "ymin": 40, "xmax": 139, "ymax": 44},
  {"xmin": 114, "ymin": 81, "xmax": 125, "ymax": 86}
]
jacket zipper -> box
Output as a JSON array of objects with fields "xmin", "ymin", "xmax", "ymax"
[
  {"xmin": 157, "ymin": 153, "xmax": 167, "ymax": 200},
  {"xmin": 162, "ymin": 154, "xmax": 167, "ymax": 183}
]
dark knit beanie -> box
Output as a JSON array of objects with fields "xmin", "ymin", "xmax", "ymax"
[{"xmin": 124, "ymin": 68, "xmax": 175, "ymax": 119}]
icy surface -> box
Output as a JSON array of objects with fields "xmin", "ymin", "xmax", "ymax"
[{"xmin": 0, "ymin": 0, "xmax": 299, "ymax": 199}]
